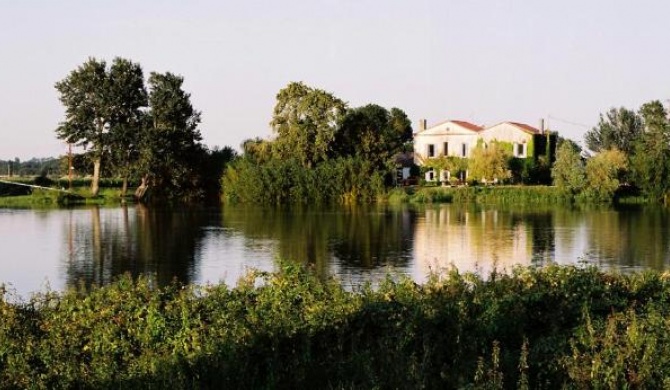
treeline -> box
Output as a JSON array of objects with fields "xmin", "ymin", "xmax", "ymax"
[
  {"xmin": 222, "ymin": 82, "xmax": 413, "ymax": 204},
  {"xmin": 552, "ymin": 100, "xmax": 670, "ymax": 203},
  {"xmin": 0, "ymin": 157, "xmax": 61, "ymax": 177},
  {"xmin": 2, "ymin": 264, "xmax": 670, "ymax": 388},
  {"xmin": 54, "ymin": 57, "xmax": 235, "ymax": 201}
]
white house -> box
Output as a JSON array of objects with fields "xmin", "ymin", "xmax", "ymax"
[{"xmin": 414, "ymin": 118, "xmax": 544, "ymax": 183}]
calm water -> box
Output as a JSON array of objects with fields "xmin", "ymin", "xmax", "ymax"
[{"xmin": 1, "ymin": 203, "xmax": 669, "ymax": 297}]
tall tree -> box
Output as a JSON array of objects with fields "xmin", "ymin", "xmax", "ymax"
[
  {"xmin": 270, "ymin": 82, "xmax": 346, "ymax": 168},
  {"xmin": 135, "ymin": 72, "xmax": 203, "ymax": 200},
  {"xmin": 584, "ymin": 107, "xmax": 642, "ymax": 155},
  {"xmin": 552, "ymin": 140, "xmax": 585, "ymax": 196},
  {"xmin": 55, "ymin": 57, "xmax": 147, "ymax": 196},
  {"xmin": 107, "ymin": 59, "xmax": 148, "ymax": 196},
  {"xmin": 55, "ymin": 58, "xmax": 111, "ymax": 196},
  {"xmin": 631, "ymin": 100, "xmax": 670, "ymax": 202},
  {"xmin": 335, "ymin": 105, "xmax": 413, "ymax": 171}
]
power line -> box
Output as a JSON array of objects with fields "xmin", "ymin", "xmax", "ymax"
[{"xmin": 547, "ymin": 115, "xmax": 591, "ymax": 129}]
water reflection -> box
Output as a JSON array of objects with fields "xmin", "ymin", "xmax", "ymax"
[
  {"xmin": 412, "ymin": 205, "xmax": 540, "ymax": 278},
  {"xmin": 63, "ymin": 205, "xmax": 210, "ymax": 288},
  {"xmin": 1, "ymin": 203, "xmax": 670, "ymax": 297},
  {"xmin": 580, "ymin": 206, "xmax": 670, "ymax": 271},
  {"xmin": 219, "ymin": 205, "xmax": 417, "ymax": 285}
]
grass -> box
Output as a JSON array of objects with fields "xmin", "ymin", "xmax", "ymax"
[
  {"xmin": 386, "ymin": 185, "xmax": 572, "ymax": 205},
  {"xmin": 1, "ymin": 264, "xmax": 670, "ymax": 388},
  {"xmin": 0, "ymin": 188, "xmax": 132, "ymax": 208}
]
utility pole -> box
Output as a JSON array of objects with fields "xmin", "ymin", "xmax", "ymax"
[{"xmin": 68, "ymin": 143, "xmax": 73, "ymax": 190}]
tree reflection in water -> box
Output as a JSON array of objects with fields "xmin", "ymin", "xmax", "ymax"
[{"xmin": 64, "ymin": 204, "xmax": 210, "ymax": 289}]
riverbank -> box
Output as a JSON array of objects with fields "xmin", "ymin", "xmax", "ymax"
[
  {"xmin": 0, "ymin": 188, "xmax": 130, "ymax": 208},
  {"xmin": 1, "ymin": 264, "xmax": 669, "ymax": 388},
  {"xmin": 387, "ymin": 185, "xmax": 648, "ymax": 205},
  {"xmin": 0, "ymin": 177, "xmax": 134, "ymax": 207}
]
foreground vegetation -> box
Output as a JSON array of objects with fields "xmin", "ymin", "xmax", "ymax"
[{"xmin": 2, "ymin": 264, "xmax": 670, "ymax": 388}]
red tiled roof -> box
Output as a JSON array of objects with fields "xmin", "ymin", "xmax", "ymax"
[
  {"xmin": 420, "ymin": 119, "xmax": 483, "ymax": 133},
  {"xmin": 451, "ymin": 120, "xmax": 484, "ymax": 132},
  {"xmin": 507, "ymin": 122, "xmax": 540, "ymax": 134}
]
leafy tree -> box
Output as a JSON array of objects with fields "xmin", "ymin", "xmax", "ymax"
[
  {"xmin": 552, "ymin": 140, "xmax": 585, "ymax": 196},
  {"xmin": 585, "ymin": 107, "xmax": 642, "ymax": 155},
  {"xmin": 583, "ymin": 149, "xmax": 628, "ymax": 202},
  {"xmin": 270, "ymin": 82, "xmax": 346, "ymax": 168},
  {"xmin": 55, "ymin": 57, "xmax": 147, "ymax": 196},
  {"xmin": 106, "ymin": 58, "xmax": 148, "ymax": 196},
  {"xmin": 335, "ymin": 104, "xmax": 413, "ymax": 171},
  {"xmin": 390, "ymin": 107, "xmax": 414, "ymax": 152},
  {"xmin": 631, "ymin": 100, "xmax": 670, "ymax": 202},
  {"xmin": 468, "ymin": 142, "xmax": 512, "ymax": 183},
  {"xmin": 135, "ymin": 72, "xmax": 203, "ymax": 200}
]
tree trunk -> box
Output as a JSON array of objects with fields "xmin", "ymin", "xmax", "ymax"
[
  {"xmin": 134, "ymin": 175, "xmax": 150, "ymax": 202},
  {"xmin": 121, "ymin": 176, "xmax": 128, "ymax": 197},
  {"xmin": 91, "ymin": 158, "xmax": 101, "ymax": 196},
  {"xmin": 121, "ymin": 154, "xmax": 131, "ymax": 197}
]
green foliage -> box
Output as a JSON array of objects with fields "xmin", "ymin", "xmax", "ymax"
[
  {"xmin": 552, "ymin": 140, "xmax": 585, "ymax": 196},
  {"xmin": 585, "ymin": 107, "xmax": 643, "ymax": 154},
  {"xmin": 222, "ymin": 156, "xmax": 385, "ymax": 204},
  {"xmin": 232, "ymin": 82, "xmax": 414, "ymax": 204},
  {"xmin": 3, "ymin": 265, "xmax": 670, "ymax": 387},
  {"xmin": 630, "ymin": 100, "xmax": 670, "ymax": 202},
  {"xmin": 270, "ymin": 82, "xmax": 346, "ymax": 168},
  {"xmin": 55, "ymin": 57, "xmax": 147, "ymax": 196},
  {"xmin": 335, "ymin": 104, "xmax": 412, "ymax": 171},
  {"xmin": 581, "ymin": 149, "xmax": 628, "ymax": 203},
  {"xmin": 136, "ymin": 72, "xmax": 205, "ymax": 201},
  {"xmin": 407, "ymin": 186, "xmax": 570, "ymax": 205},
  {"xmin": 565, "ymin": 304, "xmax": 670, "ymax": 388},
  {"xmin": 468, "ymin": 142, "xmax": 512, "ymax": 184}
]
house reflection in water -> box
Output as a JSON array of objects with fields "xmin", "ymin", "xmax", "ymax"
[{"xmin": 412, "ymin": 205, "xmax": 538, "ymax": 280}]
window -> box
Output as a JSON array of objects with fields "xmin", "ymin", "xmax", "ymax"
[
  {"xmin": 461, "ymin": 143, "xmax": 467, "ymax": 157},
  {"xmin": 427, "ymin": 144, "xmax": 435, "ymax": 157},
  {"xmin": 515, "ymin": 143, "xmax": 526, "ymax": 157},
  {"xmin": 443, "ymin": 142, "xmax": 449, "ymax": 156}
]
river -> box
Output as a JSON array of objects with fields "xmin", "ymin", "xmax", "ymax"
[{"xmin": 1, "ymin": 203, "xmax": 669, "ymax": 297}]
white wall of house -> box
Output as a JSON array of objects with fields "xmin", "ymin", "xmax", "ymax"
[
  {"xmin": 479, "ymin": 122, "xmax": 537, "ymax": 158},
  {"xmin": 413, "ymin": 121, "xmax": 480, "ymax": 164},
  {"xmin": 479, "ymin": 122, "xmax": 534, "ymax": 145}
]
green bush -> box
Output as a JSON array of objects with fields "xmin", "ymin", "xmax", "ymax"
[{"xmin": 2, "ymin": 265, "xmax": 670, "ymax": 388}]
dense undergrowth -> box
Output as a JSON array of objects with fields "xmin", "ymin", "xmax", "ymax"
[{"xmin": 1, "ymin": 264, "xmax": 670, "ymax": 388}]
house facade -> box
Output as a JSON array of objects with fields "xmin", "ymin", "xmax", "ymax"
[{"xmin": 414, "ymin": 118, "xmax": 546, "ymax": 183}]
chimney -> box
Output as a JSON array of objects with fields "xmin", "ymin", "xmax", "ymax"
[
  {"xmin": 418, "ymin": 118, "xmax": 427, "ymax": 132},
  {"xmin": 539, "ymin": 118, "xmax": 545, "ymax": 134}
]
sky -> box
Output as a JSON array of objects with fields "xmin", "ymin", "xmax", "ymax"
[{"xmin": 1, "ymin": 0, "xmax": 670, "ymax": 160}]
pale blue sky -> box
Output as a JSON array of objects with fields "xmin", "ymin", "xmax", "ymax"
[{"xmin": 1, "ymin": 0, "xmax": 669, "ymax": 160}]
